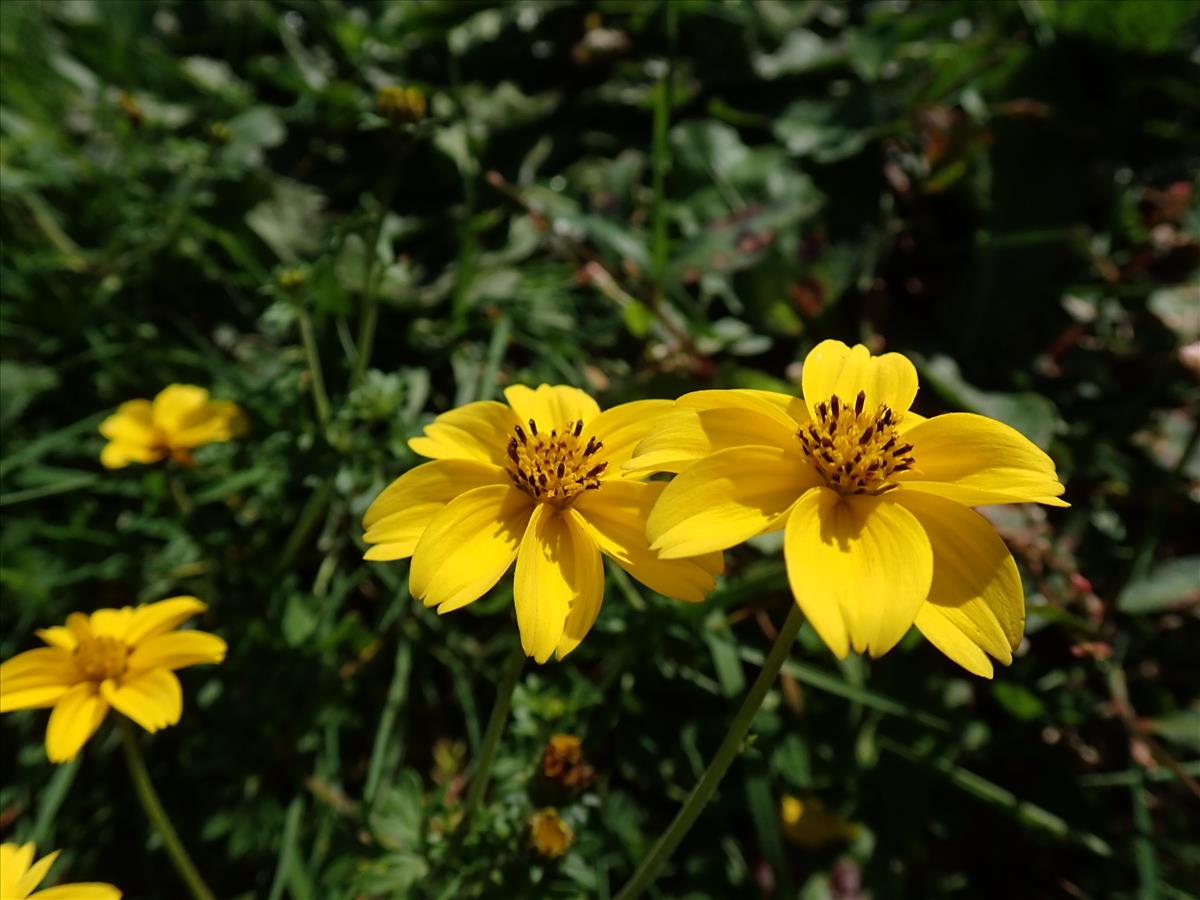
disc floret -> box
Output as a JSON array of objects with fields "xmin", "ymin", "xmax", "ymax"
[
  {"xmin": 797, "ymin": 390, "xmax": 915, "ymax": 495},
  {"xmin": 506, "ymin": 418, "xmax": 607, "ymax": 505}
]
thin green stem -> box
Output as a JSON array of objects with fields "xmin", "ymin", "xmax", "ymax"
[
  {"xmin": 649, "ymin": 0, "xmax": 676, "ymax": 299},
  {"xmin": 454, "ymin": 644, "xmax": 525, "ymax": 835},
  {"xmin": 168, "ymin": 471, "xmax": 193, "ymax": 518},
  {"xmin": 297, "ymin": 306, "xmax": 331, "ymax": 428},
  {"xmin": 119, "ymin": 719, "xmax": 218, "ymax": 900},
  {"xmin": 614, "ymin": 605, "xmax": 804, "ymax": 900}
]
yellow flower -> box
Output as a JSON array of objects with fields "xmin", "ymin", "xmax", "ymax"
[
  {"xmin": 0, "ymin": 843, "xmax": 120, "ymax": 899},
  {"xmin": 528, "ymin": 808, "xmax": 573, "ymax": 858},
  {"xmin": 636, "ymin": 340, "xmax": 1067, "ymax": 677},
  {"xmin": 99, "ymin": 384, "xmax": 246, "ymax": 469},
  {"xmin": 0, "ymin": 597, "xmax": 226, "ymax": 762},
  {"xmin": 779, "ymin": 795, "xmax": 859, "ymax": 849},
  {"xmin": 362, "ymin": 385, "xmax": 722, "ymax": 663}
]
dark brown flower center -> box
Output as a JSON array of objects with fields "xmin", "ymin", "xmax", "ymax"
[
  {"xmin": 798, "ymin": 391, "xmax": 914, "ymax": 495},
  {"xmin": 74, "ymin": 635, "xmax": 128, "ymax": 681},
  {"xmin": 506, "ymin": 418, "xmax": 606, "ymax": 505}
]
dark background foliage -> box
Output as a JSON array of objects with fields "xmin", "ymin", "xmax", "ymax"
[{"xmin": 1, "ymin": 1, "xmax": 1197, "ymax": 898}]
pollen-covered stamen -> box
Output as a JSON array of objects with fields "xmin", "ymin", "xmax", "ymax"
[
  {"xmin": 74, "ymin": 635, "xmax": 128, "ymax": 681},
  {"xmin": 506, "ymin": 418, "xmax": 606, "ymax": 504},
  {"xmin": 798, "ymin": 390, "xmax": 915, "ymax": 495}
]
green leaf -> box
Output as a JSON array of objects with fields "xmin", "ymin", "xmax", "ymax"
[
  {"xmin": 1147, "ymin": 711, "xmax": 1200, "ymax": 753},
  {"xmin": 1118, "ymin": 557, "xmax": 1200, "ymax": 614}
]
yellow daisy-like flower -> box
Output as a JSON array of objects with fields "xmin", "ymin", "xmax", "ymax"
[
  {"xmin": 635, "ymin": 340, "xmax": 1067, "ymax": 677},
  {"xmin": 0, "ymin": 597, "xmax": 226, "ymax": 762},
  {"xmin": 362, "ymin": 385, "xmax": 723, "ymax": 663},
  {"xmin": 0, "ymin": 843, "xmax": 120, "ymax": 900},
  {"xmin": 99, "ymin": 384, "xmax": 247, "ymax": 469}
]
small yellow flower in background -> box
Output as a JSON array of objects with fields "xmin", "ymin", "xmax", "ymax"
[
  {"xmin": 99, "ymin": 384, "xmax": 247, "ymax": 469},
  {"xmin": 0, "ymin": 843, "xmax": 120, "ymax": 899},
  {"xmin": 779, "ymin": 795, "xmax": 860, "ymax": 849},
  {"xmin": 376, "ymin": 85, "xmax": 427, "ymax": 124},
  {"xmin": 636, "ymin": 340, "xmax": 1067, "ymax": 678},
  {"xmin": 0, "ymin": 597, "xmax": 226, "ymax": 762},
  {"xmin": 362, "ymin": 385, "xmax": 722, "ymax": 663},
  {"xmin": 528, "ymin": 808, "xmax": 573, "ymax": 859}
]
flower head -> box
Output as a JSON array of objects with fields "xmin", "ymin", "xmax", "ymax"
[
  {"xmin": 528, "ymin": 808, "xmax": 573, "ymax": 859},
  {"xmin": 99, "ymin": 384, "xmax": 246, "ymax": 469},
  {"xmin": 362, "ymin": 385, "xmax": 723, "ymax": 663},
  {"xmin": 0, "ymin": 597, "xmax": 226, "ymax": 762},
  {"xmin": 0, "ymin": 843, "xmax": 120, "ymax": 899},
  {"xmin": 635, "ymin": 340, "xmax": 1067, "ymax": 677}
]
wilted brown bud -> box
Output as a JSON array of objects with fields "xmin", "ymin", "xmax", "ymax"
[{"xmin": 539, "ymin": 733, "xmax": 596, "ymax": 794}]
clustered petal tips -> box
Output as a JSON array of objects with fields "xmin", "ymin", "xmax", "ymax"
[
  {"xmin": 0, "ymin": 597, "xmax": 226, "ymax": 762},
  {"xmin": 0, "ymin": 843, "xmax": 121, "ymax": 900},
  {"xmin": 362, "ymin": 385, "xmax": 722, "ymax": 663},
  {"xmin": 635, "ymin": 339, "xmax": 1067, "ymax": 678},
  {"xmin": 99, "ymin": 384, "xmax": 247, "ymax": 469}
]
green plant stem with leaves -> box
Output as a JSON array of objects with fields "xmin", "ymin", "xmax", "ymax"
[
  {"xmin": 119, "ymin": 718, "xmax": 218, "ymax": 900},
  {"xmin": 614, "ymin": 604, "xmax": 805, "ymax": 900},
  {"xmin": 454, "ymin": 644, "xmax": 525, "ymax": 835}
]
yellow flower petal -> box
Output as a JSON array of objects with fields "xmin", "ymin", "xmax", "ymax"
[
  {"xmin": 124, "ymin": 597, "xmax": 207, "ymax": 646},
  {"xmin": 36, "ymin": 627, "xmax": 77, "ymax": 650},
  {"xmin": 151, "ymin": 384, "xmax": 210, "ymax": 432},
  {"xmin": 897, "ymin": 412, "xmax": 1067, "ymax": 507},
  {"xmin": 557, "ymin": 512, "xmax": 606, "ymax": 660},
  {"xmin": 362, "ymin": 459, "xmax": 508, "ymax": 560},
  {"xmin": 913, "ymin": 606, "xmax": 994, "ymax": 678},
  {"xmin": 503, "ymin": 384, "xmax": 601, "ymax": 431},
  {"xmin": 30, "ymin": 886, "xmax": 122, "ymax": 900},
  {"xmin": 407, "ymin": 400, "xmax": 519, "ymax": 466},
  {"xmin": 572, "ymin": 480, "xmax": 721, "ymax": 602},
  {"xmin": 126, "ymin": 631, "xmax": 226, "ymax": 673},
  {"xmin": 0, "ymin": 648, "xmax": 76, "ymax": 707},
  {"xmin": 801, "ymin": 340, "xmax": 918, "ymax": 419},
  {"xmin": 88, "ymin": 607, "xmax": 134, "ymax": 640},
  {"xmin": 45, "ymin": 683, "xmax": 109, "ymax": 763},
  {"xmin": 100, "ymin": 441, "xmax": 164, "ymax": 469},
  {"xmin": 15, "ymin": 847, "xmax": 60, "ymax": 897},
  {"xmin": 895, "ymin": 492, "xmax": 1023, "ymax": 673},
  {"xmin": 1, "ymin": 685, "xmax": 72, "ymax": 712},
  {"xmin": 647, "ymin": 446, "xmax": 821, "ymax": 559},
  {"xmin": 514, "ymin": 505, "xmax": 600, "ymax": 663},
  {"xmin": 99, "ymin": 399, "xmax": 156, "ymax": 443},
  {"xmin": 66, "ymin": 613, "xmax": 92, "ymax": 643},
  {"xmin": 409, "ymin": 484, "xmax": 533, "ymax": 613},
  {"xmin": 627, "ymin": 392, "xmax": 802, "ymax": 476},
  {"xmin": 1, "ymin": 843, "xmax": 34, "ymax": 898},
  {"xmin": 784, "ymin": 488, "xmax": 933, "ymax": 658},
  {"xmin": 170, "ymin": 399, "xmax": 246, "ymax": 448},
  {"xmin": 101, "ymin": 670, "xmax": 183, "ymax": 733},
  {"xmin": 577, "ymin": 399, "xmax": 673, "ymax": 472}
]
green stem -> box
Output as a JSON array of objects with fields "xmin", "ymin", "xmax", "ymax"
[
  {"xmin": 649, "ymin": 0, "xmax": 676, "ymax": 299},
  {"xmin": 614, "ymin": 605, "xmax": 804, "ymax": 900},
  {"xmin": 297, "ymin": 306, "xmax": 331, "ymax": 428},
  {"xmin": 168, "ymin": 472, "xmax": 193, "ymax": 518},
  {"xmin": 119, "ymin": 719, "xmax": 218, "ymax": 900},
  {"xmin": 454, "ymin": 644, "xmax": 525, "ymax": 834}
]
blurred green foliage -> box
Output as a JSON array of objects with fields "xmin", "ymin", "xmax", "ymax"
[{"xmin": 1, "ymin": 1, "xmax": 1198, "ymax": 898}]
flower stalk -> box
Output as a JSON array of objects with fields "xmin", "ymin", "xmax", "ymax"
[
  {"xmin": 614, "ymin": 604, "xmax": 805, "ymax": 900},
  {"xmin": 119, "ymin": 718, "xmax": 218, "ymax": 900},
  {"xmin": 454, "ymin": 644, "xmax": 525, "ymax": 835}
]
